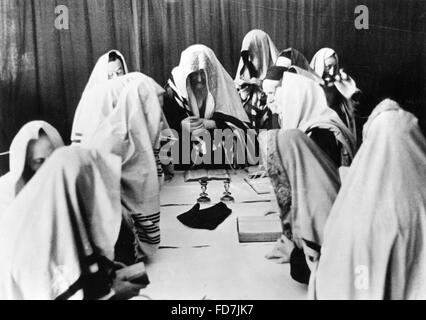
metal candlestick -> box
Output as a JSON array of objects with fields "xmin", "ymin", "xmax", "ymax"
[
  {"xmin": 197, "ymin": 178, "xmax": 211, "ymax": 203},
  {"xmin": 220, "ymin": 178, "xmax": 234, "ymax": 203}
]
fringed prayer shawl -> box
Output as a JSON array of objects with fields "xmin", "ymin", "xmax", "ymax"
[
  {"xmin": 167, "ymin": 44, "xmax": 254, "ymax": 166},
  {"xmin": 83, "ymin": 77, "xmax": 163, "ymax": 260},
  {"xmin": 267, "ymin": 129, "xmax": 341, "ymax": 293},
  {"xmin": 313, "ymin": 100, "xmax": 426, "ymax": 300},
  {"xmin": 0, "ymin": 147, "xmax": 122, "ymax": 300},
  {"xmin": 234, "ymin": 30, "xmax": 279, "ymax": 128},
  {"xmin": 310, "ymin": 48, "xmax": 360, "ymax": 140},
  {"xmin": 71, "ymin": 72, "xmax": 146, "ymax": 144},
  {"xmin": 273, "ymin": 72, "xmax": 357, "ymax": 166}
]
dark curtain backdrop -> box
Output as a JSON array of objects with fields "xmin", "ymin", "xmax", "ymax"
[{"xmin": 1, "ymin": 0, "xmax": 425, "ymax": 174}]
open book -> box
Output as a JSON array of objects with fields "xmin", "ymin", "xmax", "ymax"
[
  {"xmin": 237, "ymin": 215, "xmax": 283, "ymax": 243},
  {"xmin": 244, "ymin": 177, "xmax": 272, "ymax": 195},
  {"xmin": 184, "ymin": 169, "xmax": 231, "ymax": 182}
]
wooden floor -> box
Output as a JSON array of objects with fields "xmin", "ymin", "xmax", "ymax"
[{"xmin": 138, "ymin": 170, "xmax": 308, "ymax": 300}]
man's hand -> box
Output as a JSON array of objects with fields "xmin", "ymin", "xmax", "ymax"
[
  {"xmin": 182, "ymin": 117, "xmax": 216, "ymax": 133},
  {"xmin": 182, "ymin": 116, "xmax": 203, "ymax": 133},
  {"xmin": 189, "ymin": 117, "xmax": 204, "ymax": 130},
  {"xmin": 265, "ymin": 235, "xmax": 295, "ymax": 264},
  {"xmin": 201, "ymin": 119, "xmax": 216, "ymax": 130},
  {"xmin": 112, "ymin": 278, "xmax": 146, "ymax": 300},
  {"xmin": 247, "ymin": 77, "xmax": 262, "ymax": 87}
]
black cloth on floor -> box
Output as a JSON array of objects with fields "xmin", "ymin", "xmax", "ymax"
[
  {"xmin": 290, "ymin": 247, "xmax": 311, "ymax": 285},
  {"xmin": 177, "ymin": 202, "xmax": 232, "ymax": 230}
]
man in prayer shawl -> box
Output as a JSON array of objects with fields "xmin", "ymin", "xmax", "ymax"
[
  {"xmin": 71, "ymin": 72, "xmax": 142, "ymax": 144},
  {"xmin": 71, "ymin": 72, "xmax": 169, "ymax": 184},
  {"xmin": 83, "ymin": 76, "xmax": 164, "ymax": 265},
  {"xmin": 268, "ymin": 71, "xmax": 357, "ymax": 167},
  {"xmin": 234, "ymin": 30, "xmax": 279, "ymax": 129},
  {"xmin": 261, "ymin": 73, "xmax": 357, "ymax": 284},
  {"xmin": 0, "ymin": 121, "xmax": 64, "ymax": 214},
  {"xmin": 0, "ymin": 146, "xmax": 147, "ymax": 300},
  {"xmin": 163, "ymin": 44, "xmax": 252, "ymax": 169},
  {"xmin": 265, "ymin": 129, "xmax": 341, "ymax": 287},
  {"xmin": 261, "ymin": 50, "xmax": 321, "ymax": 130},
  {"xmin": 312, "ymin": 99, "xmax": 426, "ymax": 300},
  {"xmin": 310, "ymin": 48, "xmax": 361, "ymax": 141},
  {"xmin": 84, "ymin": 50, "xmax": 128, "ymax": 93},
  {"xmin": 262, "ymin": 66, "xmax": 286, "ymax": 129}
]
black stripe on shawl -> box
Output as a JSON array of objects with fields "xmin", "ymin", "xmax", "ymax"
[
  {"xmin": 167, "ymin": 75, "xmax": 192, "ymax": 116},
  {"xmin": 211, "ymin": 112, "xmax": 251, "ymax": 131},
  {"xmin": 302, "ymin": 238, "xmax": 322, "ymax": 253}
]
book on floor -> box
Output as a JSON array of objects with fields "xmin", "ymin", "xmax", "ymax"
[
  {"xmin": 184, "ymin": 169, "xmax": 230, "ymax": 182},
  {"xmin": 236, "ymin": 215, "xmax": 283, "ymax": 243},
  {"xmin": 244, "ymin": 177, "xmax": 272, "ymax": 195}
]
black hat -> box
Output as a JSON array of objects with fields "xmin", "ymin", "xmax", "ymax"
[{"xmin": 265, "ymin": 66, "xmax": 286, "ymax": 81}]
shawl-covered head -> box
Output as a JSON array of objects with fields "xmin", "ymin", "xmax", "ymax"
[
  {"xmin": 171, "ymin": 44, "xmax": 248, "ymax": 121},
  {"xmin": 235, "ymin": 29, "xmax": 279, "ymax": 84},
  {"xmin": 310, "ymin": 48, "xmax": 339, "ymax": 79},
  {"xmin": 71, "ymin": 72, "xmax": 160, "ymax": 144},
  {"xmin": 273, "ymin": 72, "xmax": 357, "ymax": 163},
  {"xmin": 310, "ymin": 48, "xmax": 360, "ymax": 99},
  {"xmin": 84, "ymin": 50, "xmax": 128, "ymax": 93},
  {"xmin": 0, "ymin": 146, "xmax": 122, "ymax": 299},
  {"xmin": 7, "ymin": 121, "xmax": 64, "ymax": 195}
]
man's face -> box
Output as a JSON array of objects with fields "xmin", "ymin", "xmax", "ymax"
[
  {"xmin": 242, "ymin": 50, "xmax": 259, "ymax": 78},
  {"xmin": 263, "ymin": 79, "xmax": 281, "ymax": 109},
  {"xmin": 107, "ymin": 59, "xmax": 125, "ymax": 79},
  {"xmin": 188, "ymin": 70, "xmax": 207, "ymax": 91},
  {"xmin": 26, "ymin": 135, "xmax": 55, "ymax": 173},
  {"xmin": 276, "ymin": 56, "xmax": 292, "ymax": 68},
  {"xmin": 324, "ymin": 56, "xmax": 338, "ymax": 78}
]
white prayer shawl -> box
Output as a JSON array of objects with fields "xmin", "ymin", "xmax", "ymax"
[
  {"xmin": 313, "ymin": 99, "xmax": 426, "ymax": 300},
  {"xmin": 235, "ymin": 29, "xmax": 279, "ymax": 84},
  {"xmin": 268, "ymin": 129, "xmax": 341, "ymax": 249},
  {"xmin": 170, "ymin": 44, "xmax": 249, "ymax": 122},
  {"xmin": 0, "ymin": 146, "xmax": 122, "ymax": 300},
  {"xmin": 84, "ymin": 50, "xmax": 128, "ymax": 93},
  {"xmin": 310, "ymin": 48, "xmax": 360, "ymax": 136},
  {"xmin": 83, "ymin": 77, "xmax": 163, "ymax": 259},
  {"xmin": 71, "ymin": 72, "xmax": 146, "ymax": 144},
  {"xmin": 310, "ymin": 48, "xmax": 360, "ymax": 100},
  {"xmin": 0, "ymin": 121, "xmax": 64, "ymax": 214},
  {"xmin": 273, "ymin": 72, "xmax": 357, "ymax": 165},
  {"xmin": 288, "ymin": 65, "xmax": 323, "ymax": 84}
]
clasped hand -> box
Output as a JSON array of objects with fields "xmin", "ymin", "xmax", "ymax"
[
  {"xmin": 111, "ymin": 261, "xmax": 147, "ymax": 300},
  {"xmin": 182, "ymin": 116, "xmax": 216, "ymax": 134}
]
